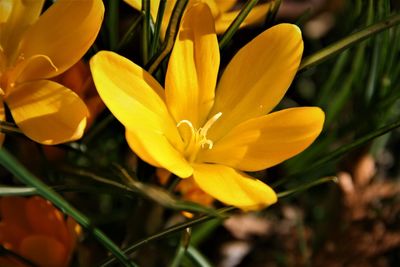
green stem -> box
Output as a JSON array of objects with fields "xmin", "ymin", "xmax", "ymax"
[
  {"xmin": 146, "ymin": 0, "xmax": 188, "ymax": 74},
  {"xmin": 0, "ymin": 149, "xmax": 137, "ymax": 267},
  {"xmin": 299, "ymin": 13, "xmax": 400, "ymax": 71},
  {"xmin": 142, "ymin": 0, "xmax": 151, "ymax": 64},
  {"xmin": 219, "ymin": 0, "xmax": 259, "ymax": 49},
  {"xmin": 186, "ymin": 246, "xmax": 213, "ymax": 267},
  {"xmin": 150, "ymin": 0, "xmax": 167, "ymax": 57},
  {"xmin": 169, "ymin": 228, "xmax": 191, "ymax": 267}
]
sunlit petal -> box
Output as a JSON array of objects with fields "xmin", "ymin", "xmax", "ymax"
[
  {"xmin": 0, "ymin": 0, "xmax": 44, "ymax": 58},
  {"xmin": 6, "ymin": 80, "xmax": 88, "ymax": 145},
  {"xmin": 209, "ymin": 24, "xmax": 303, "ymax": 140},
  {"xmin": 126, "ymin": 130, "xmax": 193, "ymax": 178},
  {"xmin": 17, "ymin": 0, "xmax": 104, "ymax": 80},
  {"xmin": 192, "ymin": 163, "xmax": 277, "ymax": 211},
  {"xmin": 165, "ymin": 3, "xmax": 219, "ymax": 128},
  {"xmin": 199, "ymin": 107, "xmax": 324, "ymax": 171},
  {"xmin": 90, "ymin": 51, "xmax": 180, "ymax": 143}
]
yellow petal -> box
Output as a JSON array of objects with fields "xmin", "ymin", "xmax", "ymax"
[
  {"xmin": 126, "ymin": 130, "xmax": 193, "ymax": 178},
  {"xmin": 90, "ymin": 51, "xmax": 179, "ymax": 141},
  {"xmin": 198, "ymin": 107, "xmax": 325, "ymax": 171},
  {"xmin": 192, "ymin": 163, "xmax": 277, "ymax": 211},
  {"xmin": 123, "ymin": 0, "xmax": 142, "ymax": 10},
  {"xmin": 215, "ymin": 2, "xmax": 274, "ymax": 33},
  {"xmin": 214, "ymin": 0, "xmax": 236, "ymax": 13},
  {"xmin": 90, "ymin": 51, "xmax": 193, "ymax": 176},
  {"xmin": 209, "ymin": 24, "xmax": 303, "ymax": 141},
  {"xmin": 0, "ymin": 0, "xmax": 44, "ymax": 58},
  {"xmin": 165, "ymin": 3, "xmax": 219, "ymax": 128},
  {"xmin": 6, "ymin": 80, "xmax": 88, "ymax": 145},
  {"xmin": 17, "ymin": 0, "xmax": 104, "ymax": 80}
]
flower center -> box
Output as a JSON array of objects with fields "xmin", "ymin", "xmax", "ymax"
[{"xmin": 177, "ymin": 112, "xmax": 222, "ymax": 162}]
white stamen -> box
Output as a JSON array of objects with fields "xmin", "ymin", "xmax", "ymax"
[
  {"xmin": 199, "ymin": 112, "xmax": 222, "ymax": 137},
  {"xmin": 177, "ymin": 119, "xmax": 195, "ymax": 135}
]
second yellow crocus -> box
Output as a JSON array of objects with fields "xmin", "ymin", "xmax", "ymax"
[{"xmin": 0, "ymin": 0, "xmax": 104, "ymax": 145}]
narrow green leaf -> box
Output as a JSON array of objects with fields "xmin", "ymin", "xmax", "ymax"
[
  {"xmin": 0, "ymin": 149, "xmax": 136, "ymax": 267},
  {"xmin": 142, "ymin": 0, "xmax": 151, "ymax": 64},
  {"xmin": 219, "ymin": 0, "xmax": 259, "ymax": 50},
  {"xmin": 299, "ymin": 13, "xmax": 400, "ymax": 71},
  {"xmin": 0, "ymin": 186, "xmax": 37, "ymax": 196},
  {"xmin": 277, "ymin": 176, "xmax": 337, "ymax": 198},
  {"xmin": 146, "ymin": 0, "xmax": 188, "ymax": 74},
  {"xmin": 169, "ymin": 228, "xmax": 192, "ymax": 267},
  {"xmin": 186, "ymin": 246, "xmax": 214, "ymax": 267},
  {"xmin": 150, "ymin": 0, "xmax": 167, "ymax": 56},
  {"xmin": 117, "ymin": 15, "xmax": 143, "ymax": 51}
]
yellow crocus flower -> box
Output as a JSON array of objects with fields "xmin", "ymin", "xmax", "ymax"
[
  {"xmin": 0, "ymin": 0, "xmax": 104, "ymax": 145},
  {"xmin": 90, "ymin": 3, "xmax": 325, "ymax": 211},
  {"xmin": 124, "ymin": 0, "xmax": 277, "ymax": 35}
]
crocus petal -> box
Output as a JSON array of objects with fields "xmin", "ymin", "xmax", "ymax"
[
  {"xmin": 198, "ymin": 107, "xmax": 325, "ymax": 171},
  {"xmin": 90, "ymin": 51, "xmax": 180, "ymax": 143},
  {"xmin": 1, "ymin": 197, "xmax": 29, "ymax": 230},
  {"xmin": 165, "ymin": 3, "xmax": 219, "ymax": 128},
  {"xmin": 214, "ymin": 0, "xmax": 236, "ymax": 13},
  {"xmin": 126, "ymin": 130, "xmax": 193, "ymax": 178},
  {"xmin": 0, "ymin": 0, "xmax": 44, "ymax": 58},
  {"xmin": 0, "ymin": 222, "xmax": 30, "ymax": 251},
  {"xmin": 192, "ymin": 163, "xmax": 277, "ymax": 211},
  {"xmin": 20, "ymin": 235, "xmax": 67, "ymax": 267},
  {"xmin": 209, "ymin": 24, "xmax": 303, "ymax": 141},
  {"xmin": 17, "ymin": 0, "xmax": 104, "ymax": 81},
  {"xmin": 90, "ymin": 51, "xmax": 193, "ymax": 177},
  {"xmin": 6, "ymin": 80, "xmax": 88, "ymax": 145},
  {"xmin": 25, "ymin": 197, "xmax": 70, "ymax": 247}
]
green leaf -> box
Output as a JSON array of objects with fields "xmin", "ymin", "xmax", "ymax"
[
  {"xmin": 150, "ymin": 0, "xmax": 167, "ymax": 57},
  {"xmin": 146, "ymin": 0, "xmax": 188, "ymax": 74},
  {"xmin": 218, "ymin": 0, "xmax": 260, "ymax": 50},
  {"xmin": 141, "ymin": 0, "xmax": 151, "ymax": 64},
  {"xmin": 185, "ymin": 246, "xmax": 214, "ymax": 267},
  {"xmin": 299, "ymin": 13, "xmax": 400, "ymax": 71},
  {"xmin": 0, "ymin": 186, "xmax": 38, "ymax": 196}
]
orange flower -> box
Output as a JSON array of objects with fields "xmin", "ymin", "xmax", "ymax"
[{"xmin": 0, "ymin": 196, "xmax": 81, "ymax": 267}]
